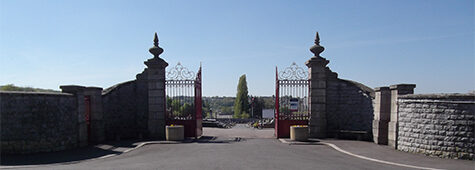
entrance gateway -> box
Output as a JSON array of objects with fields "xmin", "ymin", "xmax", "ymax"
[
  {"xmin": 165, "ymin": 62, "xmax": 202, "ymax": 138},
  {"xmin": 158, "ymin": 35, "xmax": 313, "ymax": 139},
  {"xmin": 275, "ymin": 62, "xmax": 310, "ymax": 138},
  {"xmin": 164, "ymin": 61, "xmax": 310, "ymax": 139}
]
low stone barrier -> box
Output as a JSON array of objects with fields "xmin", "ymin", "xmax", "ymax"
[
  {"xmin": 0, "ymin": 91, "xmax": 78, "ymax": 154},
  {"xmin": 397, "ymin": 93, "xmax": 474, "ymax": 160}
]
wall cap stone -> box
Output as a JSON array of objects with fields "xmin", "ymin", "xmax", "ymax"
[
  {"xmin": 399, "ymin": 93, "xmax": 475, "ymax": 101},
  {"xmin": 339, "ymin": 79, "xmax": 375, "ymax": 98},
  {"xmin": 102, "ymin": 80, "xmax": 136, "ymax": 95},
  {"xmin": 0, "ymin": 91, "xmax": 73, "ymax": 96},
  {"xmin": 389, "ymin": 84, "xmax": 416, "ymax": 90},
  {"xmin": 374, "ymin": 86, "xmax": 390, "ymax": 92}
]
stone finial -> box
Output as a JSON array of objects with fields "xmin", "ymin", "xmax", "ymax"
[
  {"xmin": 149, "ymin": 32, "xmax": 164, "ymax": 58},
  {"xmin": 310, "ymin": 32, "xmax": 325, "ymax": 57}
]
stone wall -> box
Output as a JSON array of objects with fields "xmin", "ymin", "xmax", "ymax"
[
  {"xmin": 0, "ymin": 91, "xmax": 78, "ymax": 154},
  {"xmin": 326, "ymin": 79, "xmax": 374, "ymax": 140},
  {"xmin": 397, "ymin": 93, "xmax": 475, "ymax": 160},
  {"xmin": 102, "ymin": 78, "xmax": 148, "ymax": 140},
  {"xmin": 103, "ymin": 81, "xmax": 141, "ymax": 140}
]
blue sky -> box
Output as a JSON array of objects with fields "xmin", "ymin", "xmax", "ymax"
[{"xmin": 1, "ymin": 0, "xmax": 473, "ymax": 96}]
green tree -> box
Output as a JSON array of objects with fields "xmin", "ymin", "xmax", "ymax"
[
  {"xmin": 251, "ymin": 97, "xmax": 264, "ymax": 118},
  {"xmin": 171, "ymin": 99, "xmax": 182, "ymax": 116},
  {"xmin": 234, "ymin": 74, "xmax": 249, "ymax": 118}
]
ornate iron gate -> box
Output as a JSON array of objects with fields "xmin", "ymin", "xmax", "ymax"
[
  {"xmin": 166, "ymin": 62, "xmax": 202, "ymax": 138},
  {"xmin": 275, "ymin": 62, "xmax": 309, "ymax": 138}
]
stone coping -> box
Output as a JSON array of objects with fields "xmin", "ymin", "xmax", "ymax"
[
  {"xmin": 0, "ymin": 91, "xmax": 73, "ymax": 96},
  {"xmin": 399, "ymin": 93, "xmax": 475, "ymax": 100},
  {"xmin": 339, "ymin": 78, "xmax": 375, "ymax": 98},
  {"xmin": 102, "ymin": 80, "xmax": 135, "ymax": 95}
]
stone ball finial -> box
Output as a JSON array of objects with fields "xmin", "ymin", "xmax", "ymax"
[
  {"xmin": 149, "ymin": 32, "xmax": 164, "ymax": 58},
  {"xmin": 310, "ymin": 32, "xmax": 325, "ymax": 56}
]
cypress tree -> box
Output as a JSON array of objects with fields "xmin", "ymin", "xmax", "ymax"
[{"xmin": 234, "ymin": 74, "xmax": 249, "ymax": 118}]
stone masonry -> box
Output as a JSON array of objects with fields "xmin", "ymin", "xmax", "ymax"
[
  {"xmin": 306, "ymin": 32, "xmax": 328, "ymax": 138},
  {"xmin": 373, "ymin": 87, "xmax": 391, "ymax": 144},
  {"xmin": 0, "ymin": 91, "xmax": 78, "ymax": 153},
  {"xmin": 0, "ymin": 33, "xmax": 171, "ymax": 154},
  {"xmin": 306, "ymin": 32, "xmax": 374, "ymax": 139},
  {"xmin": 61, "ymin": 85, "xmax": 105, "ymax": 146},
  {"xmin": 326, "ymin": 79, "xmax": 373, "ymax": 139},
  {"xmin": 397, "ymin": 93, "xmax": 475, "ymax": 160},
  {"xmin": 388, "ymin": 84, "xmax": 416, "ymax": 149},
  {"xmin": 145, "ymin": 33, "xmax": 168, "ymax": 139}
]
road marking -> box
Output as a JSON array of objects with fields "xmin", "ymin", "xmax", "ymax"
[
  {"xmin": 320, "ymin": 142, "xmax": 445, "ymax": 170},
  {"xmin": 98, "ymin": 154, "xmax": 118, "ymax": 159}
]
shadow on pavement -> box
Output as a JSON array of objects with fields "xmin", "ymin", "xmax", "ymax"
[
  {"xmin": 0, "ymin": 140, "xmax": 139, "ymax": 166},
  {"xmin": 192, "ymin": 136, "xmax": 245, "ymax": 144}
]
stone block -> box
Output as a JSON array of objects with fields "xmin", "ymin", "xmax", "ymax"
[
  {"xmin": 311, "ymin": 96, "xmax": 326, "ymax": 103},
  {"xmin": 388, "ymin": 121, "xmax": 398, "ymax": 149},
  {"xmin": 149, "ymin": 104, "xmax": 165, "ymax": 112},
  {"xmin": 310, "ymin": 104, "xmax": 325, "ymax": 112},
  {"xmin": 308, "ymin": 124, "xmax": 326, "ymax": 138},
  {"xmin": 310, "ymin": 80, "xmax": 326, "ymax": 88},
  {"xmin": 166, "ymin": 125, "xmax": 184, "ymax": 141},
  {"xmin": 290, "ymin": 126, "xmax": 309, "ymax": 141},
  {"xmin": 78, "ymin": 123, "xmax": 88, "ymax": 147},
  {"xmin": 149, "ymin": 89, "xmax": 165, "ymax": 97}
]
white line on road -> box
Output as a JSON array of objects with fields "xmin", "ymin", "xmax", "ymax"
[{"xmin": 320, "ymin": 142, "xmax": 445, "ymax": 170}]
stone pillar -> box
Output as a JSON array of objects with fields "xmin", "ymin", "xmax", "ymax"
[
  {"xmin": 60, "ymin": 85, "xmax": 88, "ymax": 147},
  {"xmin": 388, "ymin": 84, "xmax": 416, "ymax": 149},
  {"xmin": 84, "ymin": 87, "xmax": 104, "ymax": 143},
  {"xmin": 61, "ymin": 86, "xmax": 105, "ymax": 145},
  {"xmin": 306, "ymin": 32, "xmax": 328, "ymax": 138},
  {"xmin": 373, "ymin": 87, "xmax": 390, "ymax": 144},
  {"xmin": 145, "ymin": 33, "xmax": 168, "ymax": 139}
]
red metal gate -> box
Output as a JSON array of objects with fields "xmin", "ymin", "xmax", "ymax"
[
  {"xmin": 166, "ymin": 62, "xmax": 202, "ymax": 138},
  {"xmin": 275, "ymin": 62, "xmax": 309, "ymax": 138}
]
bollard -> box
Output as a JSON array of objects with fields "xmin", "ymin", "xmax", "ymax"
[
  {"xmin": 290, "ymin": 125, "xmax": 309, "ymax": 141},
  {"xmin": 166, "ymin": 125, "xmax": 184, "ymax": 141}
]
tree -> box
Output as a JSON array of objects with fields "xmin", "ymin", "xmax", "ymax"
[
  {"xmin": 234, "ymin": 74, "xmax": 249, "ymax": 118},
  {"xmin": 251, "ymin": 97, "xmax": 264, "ymax": 118}
]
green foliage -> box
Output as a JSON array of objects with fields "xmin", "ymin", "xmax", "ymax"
[
  {"xmin": 240, "ymin": 112, "xmax": 250, "ymax": 119},
  {"xmin": 180, "ymin": 103, "xmax": 194, "ymax": 116},
  {"xmin": 234, "ymin": 75, "xmax": 249, "ymax": 119},
  {"xmin": 171, "ymin": 99, "xmax": 182, "ymax": 115},
  {"xmin": 166, "ymin": 97, "xmax": 195, "ymax": 117},
  {"xmin": 202, "ymin": 100, "xmax": 211, "ymax": 118},
  {"xmin": 0, "ymin": 84, "xmax": 58, "ymax": 92},
  {"xmin": 250, "ymin": 96, "xmax": 265, "ymax": 118}
]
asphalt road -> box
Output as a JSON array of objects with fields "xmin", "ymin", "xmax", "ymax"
[{"xmin": 10, "ymin": 124, "xmax": 474, "ymax": 170}]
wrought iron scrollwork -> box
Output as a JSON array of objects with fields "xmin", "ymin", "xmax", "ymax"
[
  {"xmin": 167, "ymin": 62, "xmax": 195, "ymax": 80},
  {"xmin": 279, "ymin": 62, "xmax": 308, "ymax": 80}
]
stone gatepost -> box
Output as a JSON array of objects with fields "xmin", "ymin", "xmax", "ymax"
[
  {"xmin": 144, "ymin": 33, "xmax": 168, "ymax": 139},
  {"xmin": 373, "ymin": 87, "xmax": 391, "ymax": 144},
  {"xmin": 306, "ymin": 32, "xmax": 328, "ymax": 138},
  {"xmin": 60, "ymin": 85, "xmax": 87, "ymax": 147},
  {"xmin": 388, "ymin": 84, "xmax": 416, "ymax": 149},
  {"xmin": 83, "ymin": 87, "xmax": 104, "ymax": 143},
  {"xmin": 60, "ymin": 85, "xmax": 104, "ymax": 146}
]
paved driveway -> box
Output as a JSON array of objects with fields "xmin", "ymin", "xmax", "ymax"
[{"xmin": 5, "ymin": 125, "xmax": 474, "ymax": 170}]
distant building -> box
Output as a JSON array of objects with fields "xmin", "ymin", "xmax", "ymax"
[{"xmin": 262, "ymin": 109, "xmax": 274, "ymax": 119}]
